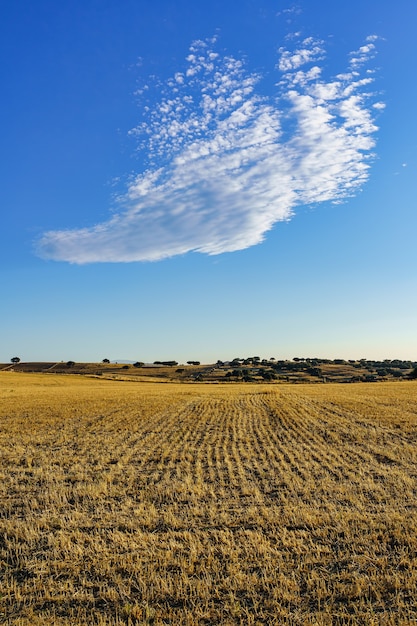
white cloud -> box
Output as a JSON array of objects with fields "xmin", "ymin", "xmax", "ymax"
[
  {"xmin": 37, "ymin": 35, "xmax": 382, "ymax": 264},
  {"xmin": 278, "ymin": 37, "xmax": 325, "ymax": 71},
  {"xmin": 349, "ymin": 37, "xmax": 380, "ymax": 68}
]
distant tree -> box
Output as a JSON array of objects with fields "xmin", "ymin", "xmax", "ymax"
[
  {"xmin": 153, "ymin": 360, "xmax": 178, "ymax": 366},
  {"xmin": 409, "ymin": 367, "xmax": 417, "ymax": 380},
  {"xmin": 187, "ymin": 361, "xmax": 200, "ymax": 366},
  {"xmin": 66, "ymin": 361, "xmax": 75, "ymax": 368},
  {"xmin": 121, "ymin": 365, "xmax": 130, "ymax": 369},
  {"xmin": 307, "ymin": 367, "xmax": 321, "ymax": 377},
  {"xmin": 133, "ymin": 361, "xmax": 144, "ymax": 368},
  {"xmin": 102, "ymin": 358, "xmax": 110, "ymax": 364},
  {"xmin": 400, "ymin": 361, "xmax": 413, "ymax": 370},
  {"xmin": 391, "ymin": 370, "xmax": 404, "ymax": 378},
  {"xmin": 11, "ymin": 357, "xmax": 20, "ymax": 364}
]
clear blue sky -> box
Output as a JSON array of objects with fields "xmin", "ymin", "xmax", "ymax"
[{"xmin": 1, "ymin": 0, "xmax": 416, "ymax": 363}]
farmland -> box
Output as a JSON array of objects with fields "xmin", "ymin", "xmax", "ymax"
[{"xmin": 1, "ymin": 372, "xmax": 417, "ymax": 624}]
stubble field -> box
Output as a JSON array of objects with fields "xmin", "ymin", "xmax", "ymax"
[{"xmin": 0, "ymin": 372, "xmax": 417, "ymax": 625}]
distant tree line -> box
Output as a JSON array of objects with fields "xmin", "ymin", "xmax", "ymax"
[{"xmin": 6, "ymin": 356, "xmax": 417, "ymax": 382}]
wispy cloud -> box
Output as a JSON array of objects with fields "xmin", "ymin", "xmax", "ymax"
[{"xmin": 37, "ymin": 35, "xmax": 382, "ymax": 263}]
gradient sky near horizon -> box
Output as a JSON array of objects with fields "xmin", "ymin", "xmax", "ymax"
[{"xmin": 1, "ymin": 0, "xmax": 416, "ymax": 364}]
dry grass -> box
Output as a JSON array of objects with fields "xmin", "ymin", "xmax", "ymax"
[{"xmin": 1, "ymin": 372, "xmax": 417, "ymax": 625}]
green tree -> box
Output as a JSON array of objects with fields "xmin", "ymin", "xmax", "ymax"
[{"xmin": 11, "ymin": 357, "xmax": 21, "ymax": 364}]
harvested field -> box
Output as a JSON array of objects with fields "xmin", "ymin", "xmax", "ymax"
[{"xmin": 0, "ymin": 373, "xmax": 417, "ymax": 625}]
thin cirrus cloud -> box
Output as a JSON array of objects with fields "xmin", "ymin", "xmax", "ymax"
[{"xmin": 37, "ymin": 35, "xmax": 383, "ymax": 263}]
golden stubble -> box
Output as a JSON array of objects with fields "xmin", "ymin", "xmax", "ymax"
[{"xmin": 1, "ymin": 372, "xmax": 417, "ymax": 625}]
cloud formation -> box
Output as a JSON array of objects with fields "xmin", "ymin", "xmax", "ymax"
[{"xmin": 38, "ymin": 35, "xmax": 383, "ymax": 263}]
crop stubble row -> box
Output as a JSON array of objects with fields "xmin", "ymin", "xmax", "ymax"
[{"xmin": 0, "ymin": 373, "xmax": 417, "ymax": 624}]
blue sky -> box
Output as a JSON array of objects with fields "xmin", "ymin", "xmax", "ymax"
[{"xmin": 1, "ymin": 0, "xmax": 416, "ymax": 363}]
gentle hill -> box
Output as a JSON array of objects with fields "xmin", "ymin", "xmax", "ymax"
[{"xmin": 1, "ymin": 358, "xmax": 416, "ymax": 383}]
